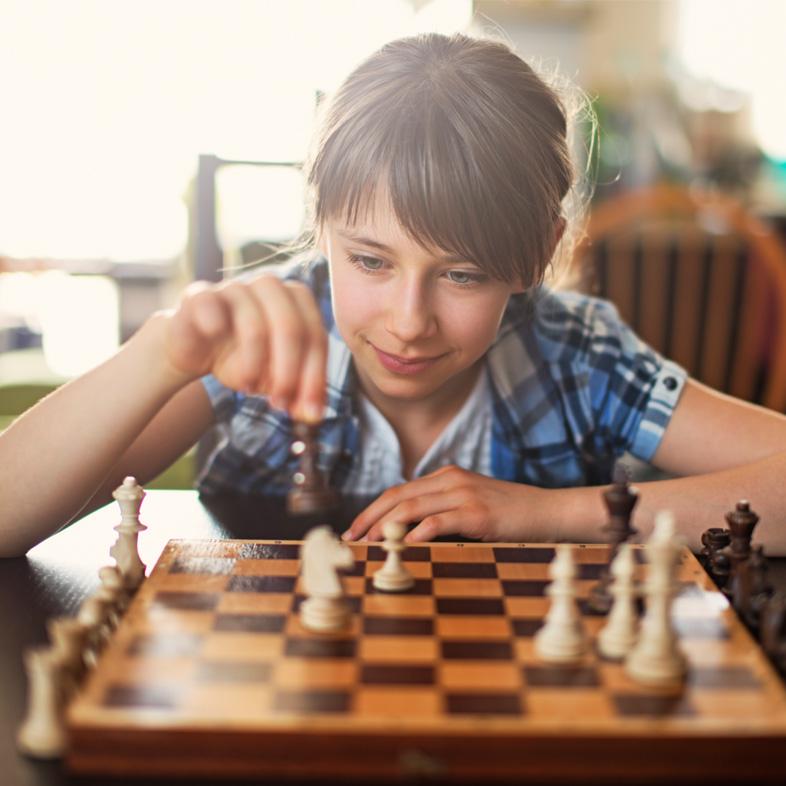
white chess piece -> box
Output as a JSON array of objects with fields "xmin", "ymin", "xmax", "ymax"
[
  {"xmin": 625, "ymin": 510, "xmax": 687, "ymax": 686},
  {"xmin": 597, "ymin": 543, "xmax": 638, "ymax": 659},
  {"xmin": 534, "ymin": 544, "xmax": 588, "ymax": 663},
  {"xmin": 17, "ymin": 647, "xmax": 67, "ymax": 759},
  {"xmin": 77, "ymin": 594, "xmax": 111, "ymax": 668},
  {"xmin": 111, "ymin": 476, "xmax": 147, "ymax": 592},
  {"xmin": 299, "ymin": 526, "xmax": 354, "ymax": 632},
  {"xmin": 373, "ymin": 521, "xmax": 414, "ymax": 592},
  {"xmin": 97, "ymin": 564, "xmax": 126, "ymax": 626},
  {"xmin": 46, "ymin": 617, "xmax": 90, "ymax": 699}
]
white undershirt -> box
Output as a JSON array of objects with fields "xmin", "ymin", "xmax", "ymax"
[{"xmin": 344, "ymin": 368, "xmax": 493, "ymax": 495}]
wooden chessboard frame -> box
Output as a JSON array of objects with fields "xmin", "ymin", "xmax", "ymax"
[{"xmin": 66, "ymin": 539, "xmax": 786, "ymax": 781}]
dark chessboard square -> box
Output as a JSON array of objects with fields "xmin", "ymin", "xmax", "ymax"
[
  {"xmin": 432, "ymin": 562, "xmax": 498, "ymax": 579},
  {"xmin": 343, "ymin": 559, "xmax": 367, "ymax": 577},
  {"xmin": 226, "ymin": 575, "xmax": 297, "ymax": 594},
  {"xmin": 103, "ymin": 683, "xmax": 179, "ymax": 710},
  {"xmin": 213, "ymin": 613, "xmax": 286, "ymax": 634},
  {"xmin": 196, "ymin": 661, "xmax": 273, "ymax": 683},
  {"xmin": 493, "ymin": 547, "xmax": 554, "ymax": 563},
  {"xmin": 360, "ymin": 664, "xmax": 436, "ymax": 685},
  {"xmin": 363, "ymin": 617, "xmax": 435, "ymax": 636},
  {"xmin": 366, "ymin": 578, "xmax": 433, "ymax": 595},
  {"xmin": 577, "ymin": 599, "xmax": 612, "ymax": 617},
  {"xmin": 293, "ymin": 594, "xmax": 363, "ymax": 614},
  {"xmin": 367, "ymin": 545, "xmax": 431, "ymax": 562},
  {"xmin": 285, "ymin": 637, "xmax": 357, "ymax": 659},
  {"xmin": 170, "ymin": 556, "xmax": 236, "ymax": 575},
  {"xmin": 511, "ymin": 618, "xmax": 543, "ymax": 637},
  {"xmin": 436, "ymin": 598, "xmax": 506, "ymax": 616},
  {"xmin": 690, "ymin": 666, "xmax": 761, "ymax": 689},
  {"xmin": 577, "ymin": 563, "xmax": 605, "ymax": 580},
  {"xmin": 501, "ymin": 580, "xmax": 549, "ymax": 597},
  {"xmin": 238, "ymin": 543, "xmax": 300, "ymax": 560},
  {"xmin": 442, "ymin": 640, "xmax": 513, "ymax": 660},
  {"xmin": 126, "ymin": 633, "xmax": 203, "ymax": 658},
  {"xmin": 523, "ymin": 665, "xmax": 601, "ymax": 688},
  {"xmin": 274, "ymin": 689, "xmax": 350, "ymax": 714},
  {"xmin": 152, "ymin": 591, "xmax": 220, "ymax": 611},
  {"xmin": 612, "ymin": 693, "xmax": 695, "ymax": 717},
  {"xmin": 445, "ymin": 692, "xmax": 523, "ymax": 716}
]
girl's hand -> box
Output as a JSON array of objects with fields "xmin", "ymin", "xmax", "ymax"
[
  {"xmin": 164, "ymin": 275, "xmax": 327, "ymax": 422},
  {"xmin": 342, "ymin": 465, "xmax": 544, "ymax": 543}
]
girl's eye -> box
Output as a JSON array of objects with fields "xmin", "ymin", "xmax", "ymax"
[
  {"xmin": 446, "ymin": 269, "xmax": 487, "ymax": 286},
  {"xmin": 347, "ymin": 254, "xmax": 385, "ymax": 273}
]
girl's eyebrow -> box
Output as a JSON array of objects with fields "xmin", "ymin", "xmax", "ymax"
[{"xmin": 336, "ymin": 230, "xmax": 467, "ymax": 263}]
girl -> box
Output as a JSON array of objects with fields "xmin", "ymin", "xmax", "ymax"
[{"xmin": 2, "ymin": 33, "xmax": 786, "ymax": 557}]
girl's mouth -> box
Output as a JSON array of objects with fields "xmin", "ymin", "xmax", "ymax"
[{"xmin": 371, "ymin": 344, "xmax": 446, "ymax": 375}]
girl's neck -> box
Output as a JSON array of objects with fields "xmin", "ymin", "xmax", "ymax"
[{"xmin": 357, "ymin": 360, "xmax": 484, "ymax": 477}]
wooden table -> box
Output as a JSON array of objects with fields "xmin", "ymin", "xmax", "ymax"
[{"xmin": 2, "ymin": 491, "xmax": 785, "ymax": 786}]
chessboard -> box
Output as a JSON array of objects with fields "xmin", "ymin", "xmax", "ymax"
[{"xmin": 65, "ymin": 538, "xmax": 786, "ymax": 782}]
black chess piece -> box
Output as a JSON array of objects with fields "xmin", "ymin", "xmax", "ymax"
[
  {"xmin": 700, "ymin": 527, "xmax": 731, "ymax": 590},
  {"xmin": 724, "ymin": 500, "xmax": 759, "ymax": 606},
  {"xmin": 588, "ymin": 466, "xmax": 639, "ymax": 613},
  {"xmin": 743, "ymin": 545, "xmax": 774, "ymax": 633},
  {"xmin": 286, "ymin": 422, "xmax": 340, "ymax": 516}
]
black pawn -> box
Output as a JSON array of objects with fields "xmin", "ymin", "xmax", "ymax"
[
  {"xmin": 588, "ymin": 467, "xmax": 639, "ymax": 613},
  {"xmin": 286, "ymin": 422, "xmax": 340, "ymax": 516},
  {"xmin": 700, "ymin": 527, "xmax": 731, "ymax": 590}
]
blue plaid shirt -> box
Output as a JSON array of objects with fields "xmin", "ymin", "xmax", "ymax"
[{"xmin": 198, "ymin": 257, "xmax": 687, "ymax": 495}]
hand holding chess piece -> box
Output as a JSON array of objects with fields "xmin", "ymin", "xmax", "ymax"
[
  {"xmin": 373, "ymin": 521, "xmax": 414, "ymax": 592},
  {"xmin": 299, "ymin": 526, "xmax": 354, "ymax": 632}
]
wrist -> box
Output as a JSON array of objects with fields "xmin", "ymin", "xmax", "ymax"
[{"xmin": 130, "ymin": 312, "xmax": 197, "ymax": 398}]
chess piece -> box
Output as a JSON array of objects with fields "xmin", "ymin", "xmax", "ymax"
[
  {"xmin": 700, "ymin": 527, "xmax": 731, "ymax": 590},
  {"xmin": 111, "ymin": 476, "xmax": 147, "ymax": 592},
  {"xmin": 16, "ymin": 646, "xmax": 67, "ymax": 759},
  {"xmin": 534, "ymin": 545, "xmax": 588, "ymax": 664},
  {"xmin": 96, "ymin": 564, "xmax": 127, "ymax": 626},
  {"xmin": 761, "ymin": 591, "xmax": 786, "ymax": 676},
  {"xmin": 299, "ymin": 526, "xmax": 354, "ymax": 632},
  {"xmin": 47, "ymin": 617, "xmax": 90, "ymax": 699},
  {"xmin": 77, "ymin": 593, "xmax": 112, "ymax": 668},
  {"xmin": 588, "ymin": 467, "xmax": 639, "ymax": 613},
  {"xmin": 597, "ymin": 543, "xmax": 638, "ymax": 659},
  {"xmin": 745, "ymin": 545, "xmax": 774, "ymax": 632},
  {"xmin": 725, "ymin": 500, "xmax": 759, "ymax": 607},
  {"xmin": 287, "ymin": 422, "xmax": 340, "ymax": 515},
  {"xmin": 373, "ymin": 521, "xmax": 414, "ymax": 592},
  {"xmin": 625, "ymin": 510, "xmax": 687, "ymax": 687}
]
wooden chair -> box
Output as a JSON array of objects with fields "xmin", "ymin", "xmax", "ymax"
[{"xmin": 574, "ymin": 183, "xmax": 786, "ymax": 412}]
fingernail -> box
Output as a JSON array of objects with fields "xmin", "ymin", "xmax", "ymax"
[
  {"xmin": 303, "ymin": 402, "xmax": 323, "ymax": 423},
  {"xmin": 341, "ymin": 530, "xmax": 353, "ymax": 541}
]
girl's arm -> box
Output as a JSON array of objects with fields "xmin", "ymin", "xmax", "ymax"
[
  {"xmin": 345, "ymin": 380, "xmax": 786, "ymax": 554},
  {"xmin": 0, "ymin": 274, "xmax": 329, "ymax": 557}
]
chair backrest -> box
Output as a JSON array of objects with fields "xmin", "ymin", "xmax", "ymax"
[{"xmin": 574, "ymin": 184, "xmax": 786, "ymax": 412}]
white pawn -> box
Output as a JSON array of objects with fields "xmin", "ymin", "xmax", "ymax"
[
  {"xmin": 299, "ymin": 527, "xmax": 354, "ymax": 632},
  {"xmin": 597, "ymin": 543, "xmax": 638, "ymax": 659},
  {"xmin": 97, "ymin": 564, "xmax": 126, "ymax": 627},
  {"xmin": 534, "ymin": 544, "xmax": 588, "ymax": 663},
  {"xmin": 17, "ymin": 647, "xmax": 67, "ymax": 759},
  {"xmin": 625, "ymin": 510, "xmax": 687, "ymax": 687},
  {"xmin": 373, "ymin": 521, "xmax": 414, "ymax": 592},
  {"xmin": 47, "ymin": 617, "xmax": 90, "ymax": 699},
  {"xmin": 77, "ymin": 593, "xmax": 111, "ymax": 668},
  {"xmin": 111, "ymin": 476, "xmax": 147, "ymax": 592}
]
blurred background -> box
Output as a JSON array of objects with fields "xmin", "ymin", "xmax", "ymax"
[{"xmin": 1, "ymin": 0, "xmax": 785, "ymax": 482}]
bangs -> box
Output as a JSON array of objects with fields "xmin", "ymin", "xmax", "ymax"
[{"xmin": 306, "ymin": 34, "xmax": 572, "ymax": 288}]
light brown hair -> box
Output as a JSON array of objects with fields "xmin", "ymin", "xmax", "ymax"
[{"xmin": 305, "ymin": 32, "xmax": 586, "ymax": 288}]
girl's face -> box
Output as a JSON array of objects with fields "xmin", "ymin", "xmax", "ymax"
[{"xmin": 321, "ymin": 193, "xmax": 523, "ymax": 414}]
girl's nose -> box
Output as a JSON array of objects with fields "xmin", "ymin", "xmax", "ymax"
[{"xmin": 385, "ymin": 279, "xmax": 437, "ymax": 343}]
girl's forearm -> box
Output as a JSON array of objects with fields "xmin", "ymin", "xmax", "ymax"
[
  {"xmin": 0, "ymin": 313, "xmax": 191, "ymax": 554},
  {"xmin": 534, "ymin": 452, "xmax": 786, "ymax": 555}
]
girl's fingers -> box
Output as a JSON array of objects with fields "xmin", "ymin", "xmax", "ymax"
[
  {"xmin": 344, "ymin": 468, "xmax": 464, "ymax": 540},
  {"xmin": 218, "ymin": 282, "xmax": 270, "ymax": 391},
  {"xmin": 287, "ymin": 282, "xmax": 329, "ymax": 422},
  {"xmin": 406, "ymin": 509, "xmax": 474, "ymax": 542},
  {"xmin": 248, "ymin": 276, "xmax": 307, "ymax": 411}
]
